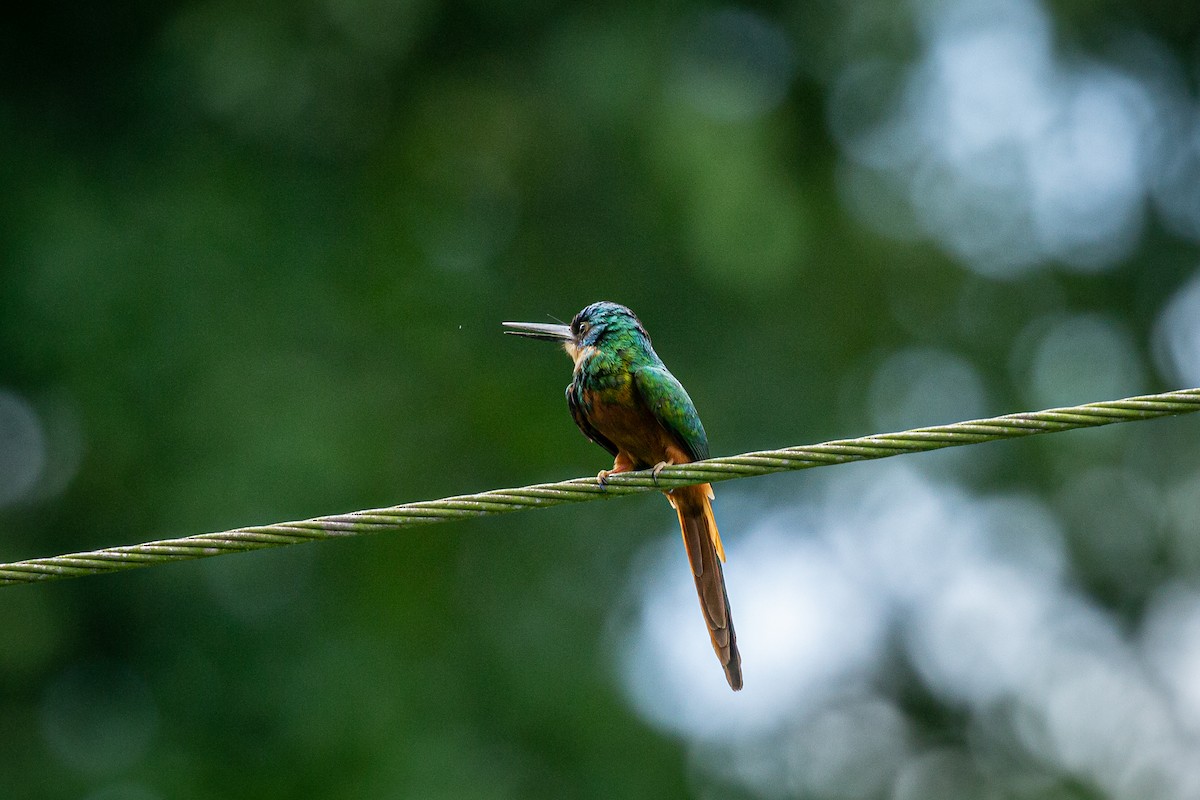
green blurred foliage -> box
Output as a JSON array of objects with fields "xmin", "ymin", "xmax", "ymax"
[{"xmin": 2, "ymin": 0, "xmax": 1200, "ymax": 798}]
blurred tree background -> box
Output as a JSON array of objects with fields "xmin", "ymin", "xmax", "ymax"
[{"xmin": 5, "ymin": 0, "xmax": 1200, "ymax": 797}]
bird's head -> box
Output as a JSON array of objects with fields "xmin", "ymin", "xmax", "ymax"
[{"xmin": 503, "ymin": 301, "xmax": 649, "ymax": 362}]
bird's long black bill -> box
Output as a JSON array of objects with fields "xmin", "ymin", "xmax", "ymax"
[{"xmin": 502, "ymin": 321, "xmax": 573, "ymax": 342}]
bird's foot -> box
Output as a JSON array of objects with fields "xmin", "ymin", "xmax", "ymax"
[
  {"xmin": 596, "ymin": 469, "xmax": 611, "ymax": 489},
  {"xmin": 651, "ymin": 461, "xmax": 671, "ymax": 487}
]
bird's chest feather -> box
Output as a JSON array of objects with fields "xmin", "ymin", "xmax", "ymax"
[
  {"xmin": 575, "ymin": 359, "xmax": 677, "ymax": 462},
  {"xmin": 576, "ymin": 359, "xmax": 639, "ymax": 427},
  {"xmin": 582, "ymin": 383, "xmax": 642, "ymax": 434}
]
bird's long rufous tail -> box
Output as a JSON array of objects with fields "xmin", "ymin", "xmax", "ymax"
[{"xmin": 668, "ymin": 483, "xmax": 742, "ymax": 691}]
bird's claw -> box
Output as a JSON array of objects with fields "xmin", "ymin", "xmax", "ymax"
[
  {"xmin": 651, "ymin": 461, "xmax": 670, "ymax": 487},
  {"xmin": 596, "ymin": 469, "xmax": 611, "ymax": 490}
]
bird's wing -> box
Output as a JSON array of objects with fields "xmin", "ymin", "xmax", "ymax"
[
  {"xmin": 632, "ymin": 365, "xmax": 710, "ymax": 462},
  {"xmin": 566, "ymin": 382, "xmax": 619, "ymax": 457}
]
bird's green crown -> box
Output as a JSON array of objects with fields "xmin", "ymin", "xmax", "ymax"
[{"xmin": 571, "ymin": 302, "xmax": 650, "ymax": 350}]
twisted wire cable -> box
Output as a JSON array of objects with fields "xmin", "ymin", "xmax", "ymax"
[{"xmin": 3, "ymin": 387, "xmax": 1198, "ymax": 586}]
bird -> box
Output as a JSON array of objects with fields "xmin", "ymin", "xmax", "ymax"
[{"xmin": 504, "ymin": 301, "xmax": 742, "ymax": 691}]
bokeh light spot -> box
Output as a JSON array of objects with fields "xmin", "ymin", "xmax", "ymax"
[
  {"xmin": 0, "ymin": 389, "xmax": 46, "ymax": 508},
  {"xmin": 830, "ymin": 0, "xmax": 1159, "ymax": 274},
  {"xmin": 621, "ymin": 521, "xmax": 888, "ymax": 740},
  {"xmin": 40, "ymin": 660, "xmax": 158, "ymax": 776},
  {"xmin": 1154, "ymin": 269, "xmax": 1200, "ymax": 386},
  {"xmin": 1019, "ymin": 313, "xmax": 1146, "ymax": 409},
  {"xmin": 867, "ymin": 346, "xmax": 988, "ymax": 432},
  {"xmin": 670, "ymin": 8, "xmax": 797, "ymax": 122}
]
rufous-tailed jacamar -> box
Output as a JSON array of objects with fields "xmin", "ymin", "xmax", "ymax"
[{"xmin": 504, "ymin": 302, "xmax": 743, "ymax": 691}]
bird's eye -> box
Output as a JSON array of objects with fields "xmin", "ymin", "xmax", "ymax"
[{"xmin": 578, "ymin": 321, "xmax": 591, "ymax": 335}]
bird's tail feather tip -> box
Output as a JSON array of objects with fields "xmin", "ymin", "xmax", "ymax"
[{"xmin": 673, "ymin": 484, "xmax": 743, "ymax": 692}]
